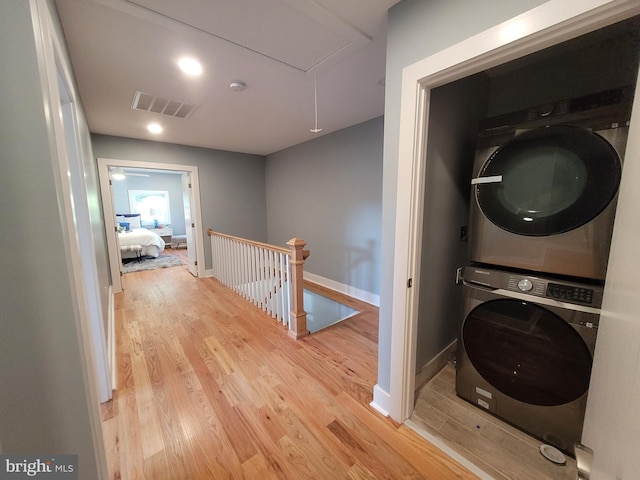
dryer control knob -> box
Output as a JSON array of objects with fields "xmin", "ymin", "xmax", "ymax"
[{"xmin": 518, "ymin": 279, "xmax": 533, "ymax": 292}]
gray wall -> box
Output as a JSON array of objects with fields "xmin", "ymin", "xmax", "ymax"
[
  {"xmin": 379, "ymin": 0, "xmax": 548, "ymax": 393},
  {"xmin": 266, "ymin": 117, "xmax": 383, "ymax": 297},
  {"xmin": 92, "ymin": 134, "xmax": 268, "ymax": 270},
  {"xmin": 415, "ymin": 75, "xmax": 489, "ymax": 372},
  {"xmin": 112, "ymin": 172, "xmax": 187, "ymax": 235},
  {"xmin": 0, "ymin": 1, "xmax": 105, "ymax": 476}
]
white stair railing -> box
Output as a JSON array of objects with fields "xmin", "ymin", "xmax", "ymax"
[{"xmin": 208, "ymin": 229, "xmax": 309, "ymax": 339}]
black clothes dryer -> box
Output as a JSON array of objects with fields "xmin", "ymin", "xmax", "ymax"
[
  {"xmin": 456, "ymin": 265, "xmax": 602, "ymax": 455},
  {"xmin": 469, "ymin": 87, "xmax": 633, "ymax": 280}
]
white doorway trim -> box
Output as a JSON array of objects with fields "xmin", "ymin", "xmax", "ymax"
[
  {"xmin": 389, "ymin": 0, "xmax": 640, "ymax": 422},
  {"xmin": 32, "ymin": 0, "xmax": 109, "ymax": 476},
  {"xmin": 97, "ymin": 158, "xmax": 206, "ymax": 293}
]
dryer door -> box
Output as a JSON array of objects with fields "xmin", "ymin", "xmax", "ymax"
[
  {"xmin": 475, "ymin": 125, "xmax": 621, "ymax": 236},
  {"xmin": 462, "ymin": 298, "xmax": 592, "ymax": 406}
]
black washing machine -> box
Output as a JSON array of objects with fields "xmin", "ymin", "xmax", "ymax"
[
  {"xmin": 456, "ymin": 265, "xmax": 602, "ymax": 455},
  {"xmin": 469, "ymin": 87, "xmax": 633, "ymax": 280}
]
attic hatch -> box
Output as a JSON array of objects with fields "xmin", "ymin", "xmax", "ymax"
[{"xmin": 131, "ymin": 90, "xmax": 196, "ymax": 118}]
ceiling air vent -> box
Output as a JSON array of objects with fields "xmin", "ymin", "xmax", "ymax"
[{"xmin": 131, "ymin": 91, "xmax": 196, "ymax": 119}]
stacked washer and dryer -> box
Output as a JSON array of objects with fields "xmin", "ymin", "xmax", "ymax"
[{"xmin": 455, "ymin": 87, "xmax": 634, "ymax": 455}]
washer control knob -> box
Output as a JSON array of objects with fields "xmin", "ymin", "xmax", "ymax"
[{"xmin": 518, "ymin": 279, "xmax": 533, "ymax": 292}]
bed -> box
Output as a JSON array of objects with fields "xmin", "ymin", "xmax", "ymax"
[{"xmin": 116, "ymin": 214, "xmax": 165, "ymax": 259}]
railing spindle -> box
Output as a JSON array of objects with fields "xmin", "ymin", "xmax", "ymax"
[
  {"xmin": 258, "ymin": 247, "xmax": 265, "ymax": 311},
  {"xmin": 208, "ymin": 229, "xmax": 309, "ymax": 339}
]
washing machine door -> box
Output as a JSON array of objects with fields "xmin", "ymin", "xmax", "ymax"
[
  {"xmin": 462, "ymin": 298, "xmax": 592, "ymax": 406},
  {"xmin": 475, "ymin": 125, "xmax": 621, "ymax": 236}
]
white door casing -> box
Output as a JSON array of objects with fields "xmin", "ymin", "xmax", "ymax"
[
  {"xmin": 97, "ymin": 158, "xmax": 206, "ymax": 292},
  {"xmin": 182, "ymin": 172, "xmax": 198, "ymax": 276},
  {"xmin": 32, "ymin": 0, "xmax": 109, "ymax": 476}
]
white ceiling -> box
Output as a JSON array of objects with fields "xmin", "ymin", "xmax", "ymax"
[{"xmin": 54, "ymin": 0, "xmax": 400, "ymax": 155}]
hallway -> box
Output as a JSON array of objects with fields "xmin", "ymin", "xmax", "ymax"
[{"xmin": 101, "ymin": 264, "xmax": 477, "ymax": 479}]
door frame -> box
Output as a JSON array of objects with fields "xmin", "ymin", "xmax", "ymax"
[
  {"xmin": 97, "ymin": 158, "xmax": 206, "ymax": 293},
  {"xmin": 389, "ymin": 0, "xmax": 640, "ymax": 421},
  {"xmin": 181, "ymin": 172, "xmax": 198, "ymax": 276}
]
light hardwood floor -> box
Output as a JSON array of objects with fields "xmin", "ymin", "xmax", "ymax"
[{"xmin": 102, "ymin": 253, "xmax": 478, "ymax": 479}]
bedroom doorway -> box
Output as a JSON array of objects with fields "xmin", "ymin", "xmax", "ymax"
[{"xmin": 97, "ymin": 158, "xmax": 205, "ymax": 293}]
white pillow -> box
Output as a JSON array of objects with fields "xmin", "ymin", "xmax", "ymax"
[
  {"xmin": 128, "ymin": 215, "xmax": 141, "ymax": 229},
  {"xmin": 116, "ymin": 214, "xmax": 141, "ymax": 229}
]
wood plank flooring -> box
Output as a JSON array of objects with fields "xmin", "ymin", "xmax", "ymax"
[
  {"xmin": 102, "ymin": 253, "xmax": 478, "ymax": 479},
  {"xmin": 411, "ymin": 366, "xmax": 578, "ymax": 480}
]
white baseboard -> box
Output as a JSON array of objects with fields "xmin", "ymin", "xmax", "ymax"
[
  {"xmin": 204, "ymin": 268, "xmax": 214, "ymax": 278},
  {"xmin": 370, "ymin": 384, "xmax": 391, "ymax": 417},
  {"xmin": 108, "ymin": 285, "xmax": 117, "ymax": 392},
  {"xmin": 414, "ymin": 340, "xmax": 457, "ymax": 392},
  {"xmin": 304, "ymin": 272, "xmax": 380, "ymax": 307}
]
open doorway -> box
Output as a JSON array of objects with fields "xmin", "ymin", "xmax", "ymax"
[{"xmin": 97, "ymin": 158, "xmax": 206, "ymax": 293}]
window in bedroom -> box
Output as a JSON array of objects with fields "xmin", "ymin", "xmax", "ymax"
[{"xmin": 128, "ymin": 190, "xmax": 171, "ymax": 226}]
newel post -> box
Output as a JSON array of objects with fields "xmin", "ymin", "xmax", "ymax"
[{"xmin": 287, "ymin": 238, "xmax": 309, "ymax": 339}]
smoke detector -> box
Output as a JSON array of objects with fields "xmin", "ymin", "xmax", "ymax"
[{"xmin": 230, "ymin": 81, "xmax": 246, "ymax": 92}]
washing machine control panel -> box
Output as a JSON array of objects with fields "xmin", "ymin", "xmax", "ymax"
[
  {"xmin": 546, "ymin": 283, "xmax": 594, "ymax": 305},
  {"xmin": 463, "ymin": 266, "xmax": 604, "ymax": 308},
  {"xmin": 507, "ymin": 276, "xmax": 545, "ymax": 296},
  {"xmin": 507, "ymin": 276, "xmax": 595, "ymax": 305},
  {"xmin": 507, "ymin": 275, "xmax": 594, "ymax": 305}
]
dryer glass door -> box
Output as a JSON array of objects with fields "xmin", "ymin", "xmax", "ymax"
[
  {"xmin": 476, "ymin": 125, "xmax": 621, "ymax": 236},
  {"xmin": 462, "ymin": 299, "xmax": 592, "ymax": 406}
]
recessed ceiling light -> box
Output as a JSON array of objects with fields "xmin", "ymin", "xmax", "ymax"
[
  {"xmin": 147, "ymin": 123, "xmax": 163, "ymax": 134},
  {"xmin": 178, "ymin": 57, "xmax": 202, "ymax": 76}
]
